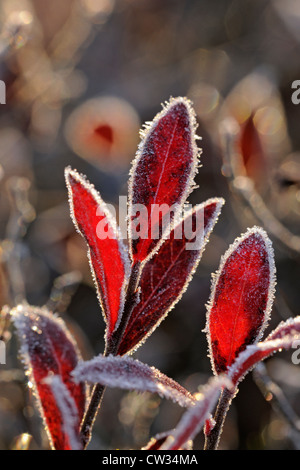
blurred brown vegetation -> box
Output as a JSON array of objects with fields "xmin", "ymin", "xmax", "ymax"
[{"xmin": 0, "ymin": 0, "xmax": 300, "ymax": 450}]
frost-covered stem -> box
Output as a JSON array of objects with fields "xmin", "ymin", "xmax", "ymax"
[
  {"xmin": 80, "ymin": 262, "xmax": 141, "ymax": 448},
  {"xmin": 47, "ymin": 271, "xmax": 82, "ymax": 314},
  {"xmin": 204, "ymin": 387, "xmax": 235, "ymax": 450},
  {"xmin": 5, "ymin": 177, "xmax": 35, "ymax": 304},
  {"xmin": 80, "ymin": 382, "xmax": 106, "ymax": 448}
]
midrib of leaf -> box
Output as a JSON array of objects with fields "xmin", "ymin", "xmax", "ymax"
[
  {"xmin": 90, "ymin": 249, "xmax": 109, "ymax": 319},
  {"xmin": 227, "ymin": 249, "xmax": 256, "ymax": 368},
  {"xmin": 138, "ymin": 117, "xmax": 179, "ymax": 251}
]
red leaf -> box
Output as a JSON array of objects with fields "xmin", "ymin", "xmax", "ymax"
[
  {"xmin": 228, "ymin": 316, "xmax": 300, "ymax": 387},
  {"xmin": 118, "ymin": 198, "xmax": 224, "ymax": 355},
  {"xmin": 65, "ymin": 168, "xmax": 130, "ymax": 339},
  {"xmin": 11, "ymin": 305, "xmax": 86, "ymax": 450},
  {"xmin": 239, "ymin": 114, "xmax": 267, "ymax": 183},
  {"xmin": 206, "ymin": 227, "xmax": 276, "ymax": 374},
  {"xmin": 129, "ymin": 97, "xmax": 200, "ymax": 263},
  {"xmin": 73, "ymin": 355, "xmax": 195, "ymax": 408}
]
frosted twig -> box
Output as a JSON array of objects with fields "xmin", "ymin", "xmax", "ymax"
[
  {"xmin": 203, "ymin": 387, "xmax": 236, "ymax": 450},
  {"xmin": 4, "ymin": 177, "xmax": 35, "ymax": 304},
  {"xmin": 46, "ymin": 271, "xmax": 82, "ymax": 313}
]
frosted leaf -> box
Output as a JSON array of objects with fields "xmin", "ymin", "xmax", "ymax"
[
  {"xmin": 65, "ymin": 167, "xmax": 130, "ymax": 341},
  {"xmin": 11, "ymin": 304, "xmax": 86, "ymax": 450},
  {"xmin": 72, "ymin": 354, "xmax": 195, "ymax": 408},
  {"xmin": 128, "ymin": 96, "xmax": 201, "ymax": 264},
  {"xmin": 206, "ymin": 226, "xmax": 276, "ymax": 374}
]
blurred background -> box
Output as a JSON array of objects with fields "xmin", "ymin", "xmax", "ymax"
[{"xmin": 0, "ymin": 0, "xmax": 300, "ymax": 450}]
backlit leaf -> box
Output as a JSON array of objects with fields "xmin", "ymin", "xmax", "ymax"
[
  {"xmin": 65, "ymin": 168, "xmax": 130, "ymax": 339},
  {"xmin": 206, "ymin": 227, "xmax": 276, "ymax": 374},
  {"xmin": 128, "ymin": 97, "xmax": 200, "ymax": 263},
  {"xmin": 11, "ymin": 305, "xmax": 86, "ymax": 450}
]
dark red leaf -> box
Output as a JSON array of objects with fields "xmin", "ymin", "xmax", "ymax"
[
  {"xmin": 118, "ymin": 198, "xmax": 224, "ymax": 355},
  {"xmin": 11, "ymin": 305, "xmax": 86, "ymax": 450},
  {"xmin": 206, "ymin": 227, "xmax": 276, "ymax": 374},
  {"xmin": 239, "ymin": 113, "xmax": 267, "ymax": 183},
  {"xmin": 129, "ymin": 97, "xmax": 200, "ymax": 263},
  {"xmin": 65, "ymin": 168, "xmax": 130, "ymax": 339},
  {"xmin": 228, "ymin": 316, "xmax": 300, "ymax": 387}
]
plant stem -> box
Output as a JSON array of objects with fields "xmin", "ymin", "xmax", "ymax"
[
  {"xmin": 204, "ymin": 387, "xmax": 235, "ymax": 450},
  {"xmin": 80, "ymin": 383, "xmax": 106, "ymax": 448},
  {"xmin": 79, "ymin": 262, "xmax": 142, "ymax": 449}
]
